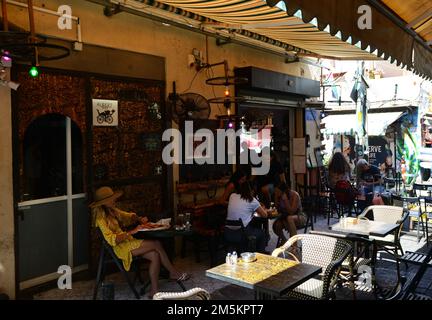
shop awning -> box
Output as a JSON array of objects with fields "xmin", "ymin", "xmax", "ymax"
[
  {"xmin": 153, "ymin": 0, "xmax": 377, "ymax": 59},
  {"xmin": 267, "ymin": 0, "xmax": 432, "ymax": 80},
  {"xmin": 322, "ymin": 111, "xmax": 404, "ymax": 136},
  {"xmin": 381, "ymin": 0, "xmax": 432, "ymax": 79},
  {"xmin": 122, "ymin": 1, "xmax": 432, "ymax": 78}
]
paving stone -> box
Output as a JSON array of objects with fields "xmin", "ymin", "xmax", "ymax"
[{"xmin": 33, "ymin": 215, "xmax": 432, "ymax": 300}]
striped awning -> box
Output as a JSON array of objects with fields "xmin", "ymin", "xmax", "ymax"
[
  {"xmin": 153, "ymin": 0, "xmax": 377, "ymax": 60},
  {"xmin": 381, "ymin": 0, "xmax": 432, "ymax": 80},
  {"xmin": 267, "ymin": 0, "xmax": 432, "ymax": 80},
  {"xmin": 322, "ymin": 111, "xmax": 404, "ymax": 136}
]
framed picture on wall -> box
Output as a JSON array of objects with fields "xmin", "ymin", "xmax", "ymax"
[{"xmin": 92, "ymin": 99, "xmax": 118, "ymax": 126}]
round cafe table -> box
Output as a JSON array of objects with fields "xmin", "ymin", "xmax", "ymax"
[{"xmin": 133, "ymin": 226, "xmax": 195, "ymax": 261}]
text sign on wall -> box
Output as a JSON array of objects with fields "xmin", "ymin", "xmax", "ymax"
[
  {"xmin": 368, "ymin": 136, "xmax": 390, "ymax": 167},
  {"xmin": 92, "ymin": 99, "xmax": 118, "ymax": 126}
]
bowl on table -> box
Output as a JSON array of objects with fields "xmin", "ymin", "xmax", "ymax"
[{"xmin": 241, "ymin": 252, "xmax": 257, "ymax": 263}]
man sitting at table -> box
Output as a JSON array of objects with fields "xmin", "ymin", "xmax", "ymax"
[
  {"xmin": 356, "ymin": 159, "xmax": 384, "ymax": 212},
  {"xmin": 357, "ymin": 159, "xmax": 383, "ymax": 193},
  {"xmin": 225, "ymin": 181, "xmax": 269, "ymax": 253}
]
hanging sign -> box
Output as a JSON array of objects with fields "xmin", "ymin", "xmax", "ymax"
[{"xmin": 92, "ymin": 99, "xmax": 118, "ymax": 126}]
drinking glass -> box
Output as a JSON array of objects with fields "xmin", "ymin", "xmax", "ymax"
[
  {"xmin": 185, "ymin": 212, "xmax": 191, "ymax": 224},
  {"xmin": 177, "ymin": 213, "xmax": 185, "ymax": 227},
  {"xmin": 184, "ymin": 213, "xmax": 191, "ymax": 231}
]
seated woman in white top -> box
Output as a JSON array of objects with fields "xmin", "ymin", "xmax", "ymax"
[{"xmin": 225, "ymin": 181, "xmax": 268, "ymax": 253}]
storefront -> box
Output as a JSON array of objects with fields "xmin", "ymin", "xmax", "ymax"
[
  {"xmin": 10, "ymin": 44, "xmax": 168, "ymax": 290},
  {"xmin": 321, "ymin": 107, "xmax": 417, "ymax": 177},
  {"xmin": 234, "ymin": 67, "xmax": 320, "ymax": 187},
  {"xmin": 1, "ymin": 0, "xmax": 431, "ymax": 300},
  {"xmin": 0, "ymin": 0, "xmax": 322, "ymax": 298}
]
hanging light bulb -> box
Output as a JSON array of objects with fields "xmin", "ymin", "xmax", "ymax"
[
  {"xmin": 1, "ymin": 52, "xmax": 12, "ymax": 68},
  {"xmin": 224, "ymin": 86, "xmax": 230, "ymax": 97},
  {"xmin": 29, "ymin": 66, "xmax": 39, "ymax": 78}
]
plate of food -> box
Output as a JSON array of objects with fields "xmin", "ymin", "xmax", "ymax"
[{"xmin": 137, "ymin": 222, "xmax": 170, "ymax": 231}]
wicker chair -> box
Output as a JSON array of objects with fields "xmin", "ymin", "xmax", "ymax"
[
  {"xmin": 358, "ymin": 205, "xmax": 408, "ymax": 282},
  {"xmin": 359, "ymin": 206, "xmax": 407, "ymax": 255},
  {"xmin": 153, "ymin": 287, "xmax": 210, "ymax": 300},
  {"xmin": 271, "ymin": 234, "xmax": 352, "ymax": 300}
]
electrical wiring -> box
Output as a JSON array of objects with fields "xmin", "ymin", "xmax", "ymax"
[
  {"xmin": 206, "ymin": 66, "xmax": 224, "ymax": 114},
  {"xmin": 181, "ymin": 68, "xmax": 203, "ymax": 94}
]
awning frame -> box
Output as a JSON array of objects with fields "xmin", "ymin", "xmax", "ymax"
[
  {"xmin": 267, "ymin": 0, "xmax": 432, "ymax": 80},
  {"xmin": 321, "ymin": 111, "xmax": 406, "ymax": 136}
]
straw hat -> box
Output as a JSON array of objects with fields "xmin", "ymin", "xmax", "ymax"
[{"xmin": 89, "ymin": 186, "xmax": 123, "ymax": 208}]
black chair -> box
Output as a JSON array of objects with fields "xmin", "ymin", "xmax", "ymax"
[
  {"xmin": 418, "ymin": 196, "xmax": 431, "ymax": 244},
  {"xmin": 93, "ymin": 230, "xmax": 143, "ymax": 299},
  {"xmin": 317, "ymin": 167, "xmax": 334, "ymax": 221},
  {"xmin": 180, "ymin": 205, "xmax": 226, "ymax": 267},
  {"xmin": 387, "ymin": 246, "xmax": 432, "ymax": 300},
  {"xmin": 393, "ymin": 193, "xmax": 428, "ymax": 243},
  {"xmin": 93, "ymin": 229, "xmax": 186, "ymax": 300},
  {"xmin": 223, "ymin": 218, "xmax": 256, "ymax": 254},
  {"xmin": 413, "ymin": 183, "xmax": 432, "ymax": 197},
  {"xmin": 296, "ymin": 183, "xmax": 316, "ymax": 232}
]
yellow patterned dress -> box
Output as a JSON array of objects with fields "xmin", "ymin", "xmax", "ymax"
[{"xmin": 94, "ymin": 207, "xmax": 143, "ymax": 271}]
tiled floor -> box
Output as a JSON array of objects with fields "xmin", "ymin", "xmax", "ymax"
[{"xmin": 33, "ymin": 215, "xmax": 432, "ymax": 300}]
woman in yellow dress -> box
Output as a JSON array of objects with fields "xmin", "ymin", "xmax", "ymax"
[{"xmin": 90, "ymin": 186, "xmax": 190, "ymax": 298}]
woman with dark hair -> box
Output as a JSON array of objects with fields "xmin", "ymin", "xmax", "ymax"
[
  {"xmin": 328, "ymin": 152, "xmax": 351, "ymax": 189},
  {"xmin": 218, "ymin": 168, "xmax": 249, "ymax": 206},
  {"xmin": 225, "ymin": 181, "xmax": 269, "ymax": 253},
  {"xmin": 272, "ymin": 182, "xmax": 306, "ymax": 244},
  {"xmin": 380, "ymin": 150, "xmax": 395, "ymax": 178}
]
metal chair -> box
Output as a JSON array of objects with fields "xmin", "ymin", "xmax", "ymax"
[
  {"xmin": 296, "ymin": 183, "xmax": 316, "ymax": 233},
  {"xmin": 386, "ymin": 246, "xmax": 432, "ymax": 300},
  {"xmin": 93, "ymin": 229, "xmax": 143, "ymax": 299},
  {"xmin": 93, "ymin": 229, "xmax": 186, "ymax": 300},
  {"xmin": 418, "ymin": 196, "xmax": 432, "ymax": 244},
  {"xmin": 153, "ymin": 287, "xmax": 210, "ymax": 300},
  {"xmin": 393, "ymin": 193, "xmax": 428, "ymax": 242},
  {"xmin": 413, "ymin": 183, "xmax": 432, "ymax": 197},
  {"xmin": 271, "ymin": 234, "xmax": 352, "ymax": 300}
]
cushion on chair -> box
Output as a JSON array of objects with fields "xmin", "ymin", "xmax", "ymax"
[
  {"xmin": 370, "ymin": 234, "xmax": 396, "ymax": 245},
  {"xmin": 285, "ymin": 278, "xmax": 323, "ymax": 300}
]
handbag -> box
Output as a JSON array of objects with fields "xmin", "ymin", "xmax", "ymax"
[{"xmin": 372, "ymin": 193, "xmax": 385, "ymax": 205}]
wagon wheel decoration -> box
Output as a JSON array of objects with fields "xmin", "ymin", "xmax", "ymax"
[
  {"xmin": 0, "ymin": 1, "xmax": 70, "ymax": 73},
  {"xmin": 204, "ymin": 60, "xmax": 248, "ymax": 110}
]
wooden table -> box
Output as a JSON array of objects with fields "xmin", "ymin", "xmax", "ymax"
[{"xmin": 206, "ymin": 253, "xmax": 322, "ymax": 299}]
